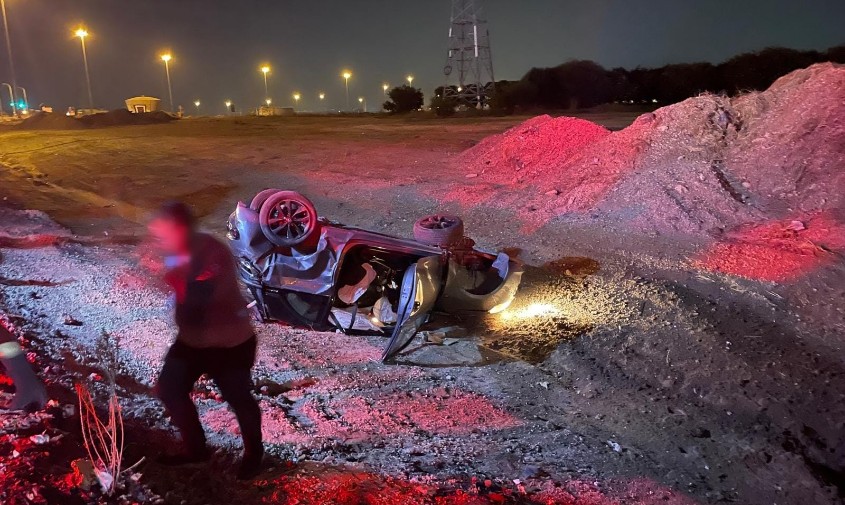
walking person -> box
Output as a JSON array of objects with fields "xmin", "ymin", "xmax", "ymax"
[
  {"xmin": 0, "ymin": 324, "xmax": 47, "ymax": 412},
  {"xmin": 148, "ymin": 202, "xmax": 264, "ymax": 480}
]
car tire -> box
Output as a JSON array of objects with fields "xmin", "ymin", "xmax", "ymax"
[
  {"xmin": 413, "ymin": 214, "xmax": 464, "ymax": 247},
  {"xmin": 249, "ymin": 188, "xmax": 282, "ymax": 211},
  {"xmin": 259, "ymin": 191, "xmax": 319, "ymax": 247}
]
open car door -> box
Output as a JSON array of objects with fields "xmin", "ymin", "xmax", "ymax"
[{"xmin": 381, "ymin": 256, "xmax": 442, "ymax": 362}]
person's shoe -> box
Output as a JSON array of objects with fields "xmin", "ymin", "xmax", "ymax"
[
  {"xmin": 156, "ymin": 450, "xmax": 210, "ymax": 467},
  {"xmin": 1, "ymin": 346, "xmax": 48, "ymax": 413},
  {"xmin": 236, "ymin": 449, "xmax": 264, "ymax": 480}
]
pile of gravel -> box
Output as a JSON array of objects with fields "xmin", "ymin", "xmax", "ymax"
[{"xmin": 450, "ymin": 63, "xmax": 845, "ymax": 239}]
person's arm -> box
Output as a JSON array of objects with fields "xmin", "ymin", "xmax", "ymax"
[{"xmin": 178, "ymin": 245, "xmax": 226, "ymax": 325}]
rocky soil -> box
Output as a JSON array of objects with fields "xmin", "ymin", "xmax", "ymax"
[{"xmin": 1, "ymin": 64, "xmax": 843, "ymax": 504}]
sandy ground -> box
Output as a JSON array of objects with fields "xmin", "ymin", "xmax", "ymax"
[{"xmin": 1, "ymin": 114, "xmax": 843, "ymax": 505}]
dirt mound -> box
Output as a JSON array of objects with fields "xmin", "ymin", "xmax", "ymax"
[
  {"xmin": 450, "ymin": 63, "xmax": 845, "ymax": 237},
  {"xmin": 79, "ymin": 109, "xmax": 176, "ymax": 127},
  {"xmin": 16, "ymin": 112, "xmax": 86, "ymax": 130},
  {"xmin": 728, "ymin": 62, "xmax": 845, "ymax": 214},
  {"xmin": 461, "ymin": 115, "xmax": 610, "ymax": 183}
]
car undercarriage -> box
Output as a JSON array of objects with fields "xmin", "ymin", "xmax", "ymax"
[{"xmin": 227, "ymin": 190, "xmax": 523, "ymax": 361}]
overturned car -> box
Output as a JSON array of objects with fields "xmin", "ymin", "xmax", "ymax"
[{"xmin": 226, "ymin": 189, "xmax": 523, "ymax": 361}]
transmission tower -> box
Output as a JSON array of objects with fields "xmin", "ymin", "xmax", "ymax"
[{"xmin": 442, "ymin": 0, "xmax": 495, "ymax": 108}]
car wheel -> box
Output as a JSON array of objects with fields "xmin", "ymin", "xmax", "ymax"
[
  {"xmin": 249, "ymin": 188, "xmax": 282, "ymax": 211},
  {"xmin": 413, "ymin": 214, "xmax": 464, "ymax": 247},
  {"xmin": 259, "ymin": 191, "xmax": 319, "ymax": 247}
]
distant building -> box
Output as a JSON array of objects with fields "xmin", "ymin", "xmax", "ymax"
[
  {"xmin": 125, "ymin": 96, "xmax": 161, "ymax": 113},
  {"xmin": 255, "ymin": 105, "xmax": 295, "ymax": 117}
]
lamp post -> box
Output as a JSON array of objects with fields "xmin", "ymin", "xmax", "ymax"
[
  {"xmin": 1, "ymin": 0, "xmax": 18, "ymax": 116},
  {"xmin": 260, "ymin": 65, "xmax": 270, "ymax": 102},
  {"xmin": 15, "ymin": 85, "xmax": 25, "ymax": 112},
  {"xmin": 382, "ymin": 83, "xmax": 389, "ymax": 96},
  {"xmin": 341, "ymin": 71, "xmax": 351, "ymax": 111},
  {"xmin": 74, "ymin": 28, "xmax": 94, "ymax": 111},
  {"xmin": 358, "ymin": 96, "xmax": 367, "ymax": 113},
  {"xmin": 1, "ymin": 82, "xmax": 13, "ymax": 116},
  {"xmin": 318, "ymin": 92, "xmax": 325, "ymax": 101},
  {"xmin": 160, "ymin": 53, "xmax": 174, "ymax": 112},
  {"xmin": 292, "ymin": 92, "xmax": 301, "ymax": 109},
  {"xmin": 265, "ymin": 98, "xmax": 271, "ymax": 106},
  {"xmin": 406, "ymin": 75, "xmax": 414, "ymax": 87},
  {"xmin": 225, "ymin": 100, "xmax": 232, "ymax": 114},
  {"xmin": 193, "ymin": 100, "xmax": 200, "ymax": 114}
]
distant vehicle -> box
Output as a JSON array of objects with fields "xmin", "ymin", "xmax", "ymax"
[{"xmin": 227, "ymin": 190, "xmax": 524, "ymax": 361}]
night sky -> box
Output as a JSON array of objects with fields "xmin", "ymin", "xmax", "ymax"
[{"xmin": 2, "ymin": 0, "xmax": 843, "ymax": 113}]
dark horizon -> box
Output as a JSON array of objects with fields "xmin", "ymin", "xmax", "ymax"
[{"xmin": 1, "ymin": 0, "xmax": 843, "ymax": 112}]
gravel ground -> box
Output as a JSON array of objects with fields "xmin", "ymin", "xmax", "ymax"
[{"xmin": 1, "ymin": 110, "xmax": 843, "ymax": 504}]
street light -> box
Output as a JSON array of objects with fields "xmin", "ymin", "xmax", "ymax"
[
  {"xmin": 318, "ymin": 92, "xmax": 325, "ymax": 101},
  {"xmin": 160, "ymin": 52, "xmax": 174, "ymax": 112},
  {"xmin": 341, "ymin": 70, "xmax": 352, "ymax": 111},
  {"xmin": 265, "ymin": 98, "xmax": 272, "ymax": 106},
  {"xmin": 193, "ymin": 100, "xmax": 200, "ymax": 114},
  {"xmin": 358, "ymin": 96, "xmax": 367, "ymax": 113},
  {"xmin": 406, "ymin": 75, "xmax": 414, "ymax": 86},
  {"xmin": 260, "ymin": 65, "xmax": 271, "ymax": 101},
  {"xmin": 1, "ymin": 0, "xmax": 19, "ymax": 116},
  {"xmin": 73, "ymin": 28, "xmax": 94, "ymax": 111},
  {"xmin": 292, "ymin": 92, "xmax": 301, "ymax": 109},
  {"xmin": 1, "ymin": 82, "xmax": 13, "ymax": 116},
  {"xmin": 15, "ymin": 85, "xmax": 26, "ymax": 112},
  {"xmin": 225, "ymin": 100, "xmax": 232, "ymax": 114},
  {"xmin": 382, "ymin": 83, "xmax": 389, "ymax": 96}
]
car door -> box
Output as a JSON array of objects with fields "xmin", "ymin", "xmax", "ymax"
[{"xmin": 380, "ymin": 256, "xmax": 442, "ymax": 362}]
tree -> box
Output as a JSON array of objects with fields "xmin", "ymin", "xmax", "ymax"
[
  {"xmin": 654, "ymin": 62, "xmax": 718, "ymax": 102},
  {"xmin": 465, "ymin": 44, "xmax": 839, "ymax": 114},
  {"xmin": 431, "ymin": 87, "xmax": 459, "ymax": 117},
  {"xmin": 717, "ymin": 47, "xmax": 823, "ymax": 92},
  {"xmin": 554, "ymin": 60, "xmax": 614, "ymax": 108},
  {"xmin": 827, "ymin": 45, "xmax": 845, "ymax": 63},
  {"xmin": 490, "ymin": 79, "xmax": 537, "ymax": 113},
  {"xmin": 383, "ymin": 85, "xmax": 424, "ymax": 114}
]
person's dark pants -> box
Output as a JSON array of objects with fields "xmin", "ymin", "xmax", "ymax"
[{"xmin": 157, "ymin": 336, "xmax": 262, "ymax": 458}]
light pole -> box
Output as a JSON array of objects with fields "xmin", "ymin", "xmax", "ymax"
[
  {"xmin": 260, "ymin": 65, "xmax": 270, "ymax": 102},
  {"xmin": 292, "ymin": 92, "xmax": 300, "ymax": 109},
  {"xmin": 318, "ymin": 92, "xmax": 325, "ymax": 101},
  {"xmin": 74, "ymin": 28, "xmax": 94, "ymax": 111},
  {"xmin": 15, "ymin": 85, "xmax": 25, "ymax": 112},
  {"xmin": 1, "ymin": 0, "xmax": 18, "ymax": 116},
  {"xmin": 160, "ymin": 53, "xmax": 174, "ymax": 112},
  {"xmin": 358, "ymin": 97, "xmax": 367, "ymax": 113},
  {"xmin": 342, "ymin": 71, "xmax": 351, "ymax": 111},
  {"xmin": 1, "ymin": 82, "xmax": 13, "ymax": 116},
  {"xmin": 406, "ymin": 75, "xmax": 414, "ymax": 87},
  {"xmin": 225, "ymin": 100, "xmax": 232, "ymax": 115},
  {"xmin": 194, "ymin": 100, "xmax": 200, "ymax": 114},
  {"xmin": 382, "ymin": 83, "xmax": 389, "ymax": 96}
]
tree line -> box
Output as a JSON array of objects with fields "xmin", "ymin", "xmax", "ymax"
[{"xmin": 426, "ymin": 45, "xmax": 843, "ymax": 115}]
